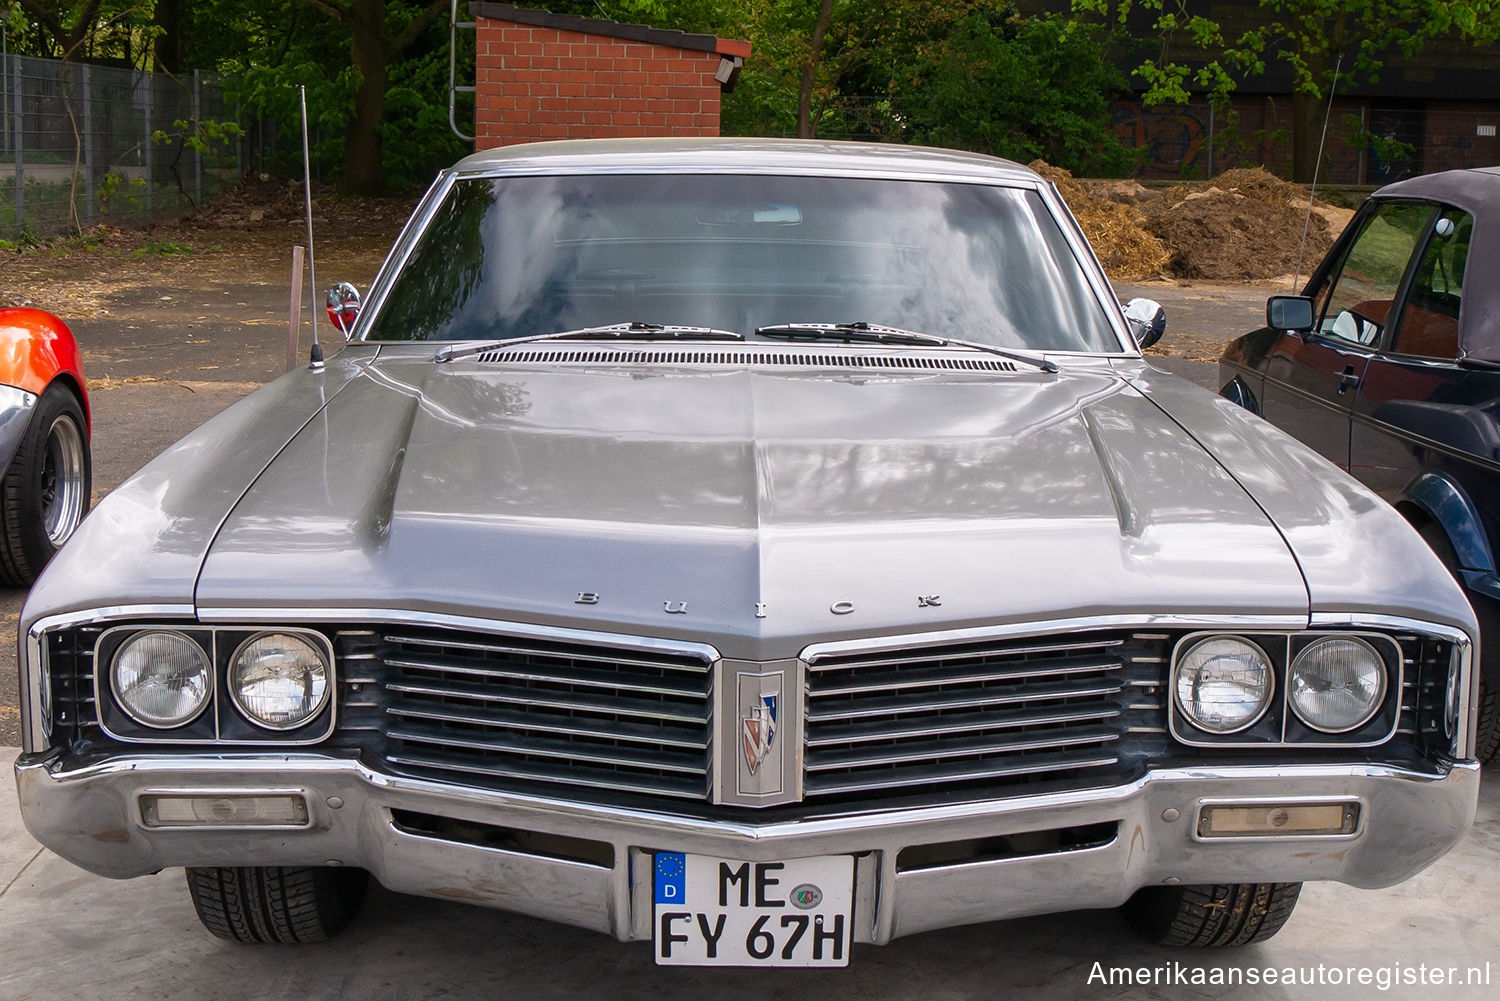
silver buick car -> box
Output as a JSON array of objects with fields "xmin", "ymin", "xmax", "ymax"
[{"xmin": 15, "ymin": 140, "xmax": 1481, "ymax": 966}]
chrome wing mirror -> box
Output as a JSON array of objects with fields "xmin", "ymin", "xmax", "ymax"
[
  {"xmin": 1122, "ymin": 297, "xmax": 1166, "ymax": 349},
  {"xmin": 325, "ymin": 282, "xmax": 362, "ymax": 340}
]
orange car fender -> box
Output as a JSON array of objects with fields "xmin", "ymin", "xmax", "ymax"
[{"xmin": 0, "ymin": 308, "xmax": 91, "ymax": 435}]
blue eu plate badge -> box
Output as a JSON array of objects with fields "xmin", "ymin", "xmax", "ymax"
[{"xmin": 654, "ymin": 852, "xmax": 686, "ymax": 905}]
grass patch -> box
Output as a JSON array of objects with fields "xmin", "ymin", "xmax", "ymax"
[{"xmin": 133, "ymin": 238, "xmax": 194, "ymax": 257}]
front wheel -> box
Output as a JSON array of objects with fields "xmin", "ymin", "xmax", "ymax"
[
  {"xmin": 186, "ymin": 866, "xmax": 369, "ymax": 943},
  {"xmin": 0, "ymin": 383, "xmax": 91, "ymax": 586},
  {"xmin": 1122, "ymin": 882, "xmax": 1302, "ymax": 947}
]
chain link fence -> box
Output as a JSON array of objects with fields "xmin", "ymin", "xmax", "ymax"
[{"xmin": 2, "ymin": 53, "xmax": 250, "ymax": 238}]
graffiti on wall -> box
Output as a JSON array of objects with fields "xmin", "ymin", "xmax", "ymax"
[{"xmin": 1111, "ymin": 102, "xmax": 1210, "ymax": 177}]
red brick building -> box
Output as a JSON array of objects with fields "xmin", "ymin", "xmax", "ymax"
[{"xmin": 470, "ymin": 3, "xmax": 751, "ymax": 150}]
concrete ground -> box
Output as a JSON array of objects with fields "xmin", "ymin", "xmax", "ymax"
[
  {"xmin": 6, "ymin": 268, "xmax": 1493, "ymax": 998},
  {"xmin": 1, "ymin": 750, "xmax": 1496, "ymax": 1001}
]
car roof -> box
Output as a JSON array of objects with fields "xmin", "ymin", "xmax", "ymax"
[
  {"xmin": 448, "ymin": 137, "xmax": 1045, "ymax": 185},
  {"xmin": 1370, "ymin": 167, "xmax": 1500, "ymax": 365}
]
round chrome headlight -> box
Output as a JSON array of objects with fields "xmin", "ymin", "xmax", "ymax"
[
  {"xmin": 228, "ymin": 633, "xmax": 330, "ymax": 730},
  {"xmin": 1288, "ymin": 636, "xmax": 1386, "ymax": 733},
  {"xmin": 1174, "ymin": 636, "xmax": 1275, "ymax": 734},
  {"xmin": 112, "ymin": 631, "xmax": 213, "ymax": 728}
]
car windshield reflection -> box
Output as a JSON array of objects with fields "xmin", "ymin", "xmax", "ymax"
[{"xmin": 364, "ymin": 173, "xmax": 1119, "ymax": 353}]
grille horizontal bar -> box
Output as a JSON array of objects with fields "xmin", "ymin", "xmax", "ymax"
[
  {"xmin": 807, "ymin": 676, "xmax": 1130, "ymax": 722},
  {"xmin": 808, "ymin": 750, "xmax": 1125, "ymax": 797},
  {"xmin": 344, "ymin": 628, "xmax": 714, "ymax": 801},
  {"xmin": 803, "ymin": 632, "xmax": 1166, "ymax": 799}
]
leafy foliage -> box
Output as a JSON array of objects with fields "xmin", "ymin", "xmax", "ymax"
[
  {"xmin": 890, "ymin": 11, "xmax": 1135, "ymax": 175},
  {"xmin": 1073, "ymin": 0, "xmax": 1500, "ymax": 177}
]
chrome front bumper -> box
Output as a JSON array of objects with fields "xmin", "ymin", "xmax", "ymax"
[{"xmin": 15, "ymin": 753, "xmax": 1479, "ymax": 944}]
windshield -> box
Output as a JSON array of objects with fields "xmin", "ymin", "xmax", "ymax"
[{"xmin": 364, "ymin": 173, "xmax": 1121, "ymax": 352}]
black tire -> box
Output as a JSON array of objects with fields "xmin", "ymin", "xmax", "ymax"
[
  {"xmin": 0, "ymin": 383, "xmax": 91, "ymax": 586},
  {"xmin": 185, "ymin": 866, "xmax": 369, "ymax": 943},
  {"xmin": 1122, "ymin": 882, "xmax": 1302, "ymax": 947},
  {"xmin": 1475, "ymin": 681, "xmax": 1500, "ymax": 763},
  {"xmin": 1415, "ymin": 521, "xmax": 1500, "ymax": 762}
]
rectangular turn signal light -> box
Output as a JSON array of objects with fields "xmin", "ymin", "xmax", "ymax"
[
  {"xmin": 140, "ymin": 793, "xmax": 310, "ymax": 829},
  {"xmin": 1198, "ymin": 802, "xmax": 1359, "ymax": 838}
]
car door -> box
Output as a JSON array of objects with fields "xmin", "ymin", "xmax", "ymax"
[
  {"xmin": 1352, "ymin": 206, "xmax": 1500, "ymax": 511},
  {"xmin": 1259, "ymin": 201, "xmax": 1436, "ymax": 468}
]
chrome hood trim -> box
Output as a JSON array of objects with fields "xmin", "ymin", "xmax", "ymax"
[{"xmin": 190, "ymin": 351, "xmax": 1307, "ymax": 660}]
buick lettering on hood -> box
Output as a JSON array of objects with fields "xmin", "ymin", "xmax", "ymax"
[{"xmin": 15, "ymin": 140, "xmax": 1479, "ymax": 966}]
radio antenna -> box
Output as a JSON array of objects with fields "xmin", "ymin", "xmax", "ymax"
[
  {"xmin": 1294, "ymin": 55, "xmax": 1341, "ymax": 290},
  {"xmin": 300, "ymin": 85, "xmax": 323, "ymax": 370}
]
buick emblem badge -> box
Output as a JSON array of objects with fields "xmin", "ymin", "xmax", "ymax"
[{"xmin": 742, "ymin": 693, "xmax": 778, "ymax": 775}]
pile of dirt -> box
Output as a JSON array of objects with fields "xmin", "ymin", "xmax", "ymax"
[
  {"xmin": 1033, "ymin": 161, "xmax": 1355, "ymax": 283},
  {"xmin": 1030, "ymin": 160, "xmax": 1171, "ymax": 281},
  {"xmin": 1140, "ymin": 167, "xmax": 1340, "ymax": 281},
  {"xmin": 184, "ymin": 172, "xmax": 418, "ymax": 233}
]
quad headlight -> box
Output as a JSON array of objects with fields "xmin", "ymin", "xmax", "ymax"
[
  {"xmin": 228, "ymin": 632, "xmax": 331, "ymax": 730},
  {"xmin": 111, "ymin": 630, "xmax": 213, "ymax": 728},
  {"xmin": 1173, "ymin": 635, "xmax": 1275, "ymax": 734},
  {"xmin": 1288, "ymin": 636, "xmax": 1386, "ymax": 733}
]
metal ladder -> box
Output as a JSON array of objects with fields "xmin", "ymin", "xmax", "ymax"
[{"xmin": 448, "ymin": 0, "xmax": 475, "ymax": 143}]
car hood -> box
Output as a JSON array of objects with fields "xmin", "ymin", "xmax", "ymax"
[{"xmin": 181, "ymin": 348, "xmax": 1311, "ymax": 658}]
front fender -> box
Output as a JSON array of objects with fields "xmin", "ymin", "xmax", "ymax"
[
  {"xmin": 1402, "ymin": 472, "xmax": 1495, "ymax": 574},
  {"xmin": 1401, "ymin": 472, "xmax": 1500, "ymax": 603},
  {"xmin": 0, "ymin": 308, "xmax": 90, "ymax": 432}
]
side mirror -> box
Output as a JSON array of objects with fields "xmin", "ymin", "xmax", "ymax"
[
  {"xmin": 326, "ymin": 282, "xmax": 362, "ymax": 340},
  {"xmin": 1266, "ymin": 295, "xmax": 1314, "ymax": 332},
  {"xmin": 1122, "ymin": 297, "xmax": 1166, "ymax": 349}
]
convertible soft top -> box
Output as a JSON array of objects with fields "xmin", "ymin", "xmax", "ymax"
[{"xmin": 1373, "ymin": 167, "xmax": 1500, "ymax": 365}]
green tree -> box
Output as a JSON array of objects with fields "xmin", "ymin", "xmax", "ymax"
[
  {"xmin": 1075, "ymin": 0, "xmax": 1500, "ymax": 181},
  {"xmin": 302, "ymin": 0, "xmax": 453, "ymax": 195},
  {"xmin": 11, "ymin": 0, "xmax": 153, "ymax": 61},
  {"xmin": 894, "ymin": 11, "xmax": 1134, "ymax": 174}
]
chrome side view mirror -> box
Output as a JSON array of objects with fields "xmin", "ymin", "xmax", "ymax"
[
  {"xmin": 1122, "ymin": 297, "xmax": 1166, "ymax": 349},
  {"xmin": 325, "ymin": 282, "xmax": 362, "ymax": 340}
]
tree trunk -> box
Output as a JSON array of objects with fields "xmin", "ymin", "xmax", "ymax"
[
  {"xmin": 1289, "ymin": 47, "xmax": 1333, "ymax": 184},
  {"xmin": 797, "ymin": 0, "xmax": 836, "ymax": 139},
  {"xmin": 153, "ymin": 0, "xmax": 182, "ymax": 74},
  {"xmin": 344, "ymin": 0, "xmax": 389, "ymax": 195},
  {"xmin": 1290, "ymin": 90, "xmax": 1327, "ymax": 183}
]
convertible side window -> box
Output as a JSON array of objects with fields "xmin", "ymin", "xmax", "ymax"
[
  {"xmin": 1389, "ymin": 208, "xmax": 1472, "ymax": 360},
  {"xmin": 1313, "ymin": 201, "xmax": 1435, "ymax": 347}
]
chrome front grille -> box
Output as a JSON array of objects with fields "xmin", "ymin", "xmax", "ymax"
[
  {"xmin": 337, "ymin": 628, "xmax": 715, "ymax": 800},
  {"xmin": 802, "ymin": 633, "xmax": 1169, "ymax": 799},
  {"xmin": 40, "ymin": 626, "xmax": 103, "ymax": 750}
]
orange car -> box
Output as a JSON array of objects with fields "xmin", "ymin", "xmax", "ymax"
[{"xmin": 0, "ymin": 308, "xmax": 91, "ymax": 585}]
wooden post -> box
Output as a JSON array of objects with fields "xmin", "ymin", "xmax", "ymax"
[{"xmin": 288, "ymin": 246, "xmax": 304, "ymax": 372}]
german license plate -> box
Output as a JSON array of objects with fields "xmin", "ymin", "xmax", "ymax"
[{"xmin": 653, "ymin": 852, "xmax": 855, "ymax": 967}]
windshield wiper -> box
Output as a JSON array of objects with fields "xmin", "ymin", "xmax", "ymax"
[
  {"xmin": 753, "ymin": 321, "xmax": 1058, "ymax": 373},
  {"xmin": 434, "ymin": 322, "xmax": 743, "ymax": 363}
]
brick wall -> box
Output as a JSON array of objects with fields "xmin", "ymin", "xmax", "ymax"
[{"xmin": 474, "ymin": 18, "xmax": 749, "ymax": 149}]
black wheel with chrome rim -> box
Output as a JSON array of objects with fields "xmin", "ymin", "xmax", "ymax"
[{"xmin": 0, "ymin": 383, "xmax": 91, "ymax": 586}]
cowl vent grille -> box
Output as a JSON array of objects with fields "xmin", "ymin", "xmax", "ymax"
[{"xmin": 471, "ymin": 347, "xmax": 1018, "ymax": 372}]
